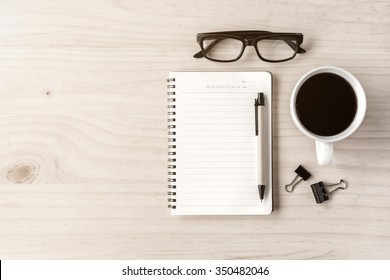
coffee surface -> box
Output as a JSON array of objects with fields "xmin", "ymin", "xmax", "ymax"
[{"xmin": 296, "ymin": 73, "xmax": 357, "ymax": 137}]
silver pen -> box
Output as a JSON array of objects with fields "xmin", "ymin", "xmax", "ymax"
[{"xmin": 255, "ymin": 92, "xmax": 266, "ymax": 202}]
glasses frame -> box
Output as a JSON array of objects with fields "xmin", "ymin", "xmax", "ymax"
[{"xmin": 194, "ymin": 30, "xmax": 306, "ymax": 63}]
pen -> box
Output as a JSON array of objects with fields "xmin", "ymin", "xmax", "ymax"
[{"xmin": 255, "ymin": 92, "xmax": 266, "ymax": 202}]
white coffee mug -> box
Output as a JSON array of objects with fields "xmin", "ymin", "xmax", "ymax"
[{"xmin": 290, "ymin": 66, "xmax": 366, "ymax": 165}]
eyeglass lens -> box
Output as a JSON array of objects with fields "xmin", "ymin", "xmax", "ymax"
[
  {"xmin": 202, "ymin": 38, "xmax": 244, "ymax": 61},
  {"xmin": 257, "ymin": 39, "xmax": 297, "ymax": 61}
]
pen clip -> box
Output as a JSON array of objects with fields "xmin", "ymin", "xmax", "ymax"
[
  {"xmin": 254, "ymin": 92, "xmax": 264, "ymax": 136},
  {"xmin": 254, "ymin": 100, "xmax": 258, "ymax": 136}
]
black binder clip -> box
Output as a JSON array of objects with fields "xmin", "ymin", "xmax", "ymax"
[
  {"xmin": 285, "ymin": 165, "xmax": 311, "ymax": 192},
  {"xmin": 311, "ymin": 179, "xmax": 347, "ymax": 204}
]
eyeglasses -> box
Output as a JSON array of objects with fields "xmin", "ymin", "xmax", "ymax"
[{"xmin": 193, "ymin": 30, "xmax": 306, "ymax": 63}]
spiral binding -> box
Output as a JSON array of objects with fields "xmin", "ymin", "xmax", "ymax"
[{"xmin": 167, "ymin": 77, "xmax": 177, "ymax": 209}]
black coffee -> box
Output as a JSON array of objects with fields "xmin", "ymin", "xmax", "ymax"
[{"xmin": 296, "ymin": 73, "xmax": 357, "ymax": 136}]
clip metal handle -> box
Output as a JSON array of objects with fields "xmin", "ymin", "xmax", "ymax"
[
  {"xmin": 285, "ymin": 174, "xmax": 303, "ymax": 193},
  {"xmin": 326, "ymin": 179, "xmax": 348, "ymax": 193}
]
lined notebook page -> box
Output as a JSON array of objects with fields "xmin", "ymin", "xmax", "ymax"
[{"xmin": 169, "ymin": 72, "xmax": 272, "ymax": 215}]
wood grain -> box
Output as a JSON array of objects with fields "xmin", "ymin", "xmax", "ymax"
[{"xmin": 0, "ymin": 0, "xmax": 389, "ymax": 259}]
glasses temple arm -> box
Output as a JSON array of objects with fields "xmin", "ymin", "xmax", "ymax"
[
  {"xmin": 193, "ymin": 50, "xmax": 204, "ymax": 58},
  {"xmin": 193, "ymin": 51, "xmax": 204, "ymax": 58},
  {"xmin": 193, "ymin": 38, "xmax": 224, "ymax": 58},
  {"xmin": 284, "ymin": 39, "xmax": 306, "ymax": 53}
]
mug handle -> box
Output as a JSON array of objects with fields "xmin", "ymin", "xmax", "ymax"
[{"xmin": 315, "ymin": 141, "xmax": 333, "ymax": 165}]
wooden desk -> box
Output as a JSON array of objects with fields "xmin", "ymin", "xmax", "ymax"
[{"xmin": 0, "ymin": 0, "xmax": 389, "ymax": 259}]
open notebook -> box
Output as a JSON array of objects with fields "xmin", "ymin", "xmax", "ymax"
[{"xmin": 167, "ymin": 72, "xmax": 273, "ymax": 215}]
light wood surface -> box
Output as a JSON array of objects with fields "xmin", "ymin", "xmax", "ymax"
[{"xmin": 0, "ymin": 0, "xmax": 389, "ymax": 259}]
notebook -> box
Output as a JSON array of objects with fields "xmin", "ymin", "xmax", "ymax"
[{"xmin": 167, "ymin": 71, "xmax": 273, "ymax": 215}]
